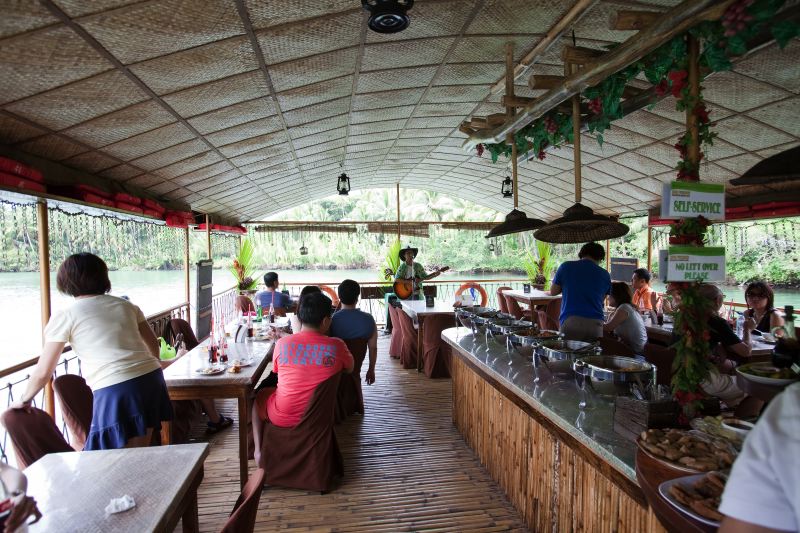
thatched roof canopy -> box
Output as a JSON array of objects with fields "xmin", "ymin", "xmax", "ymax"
[{"xmin": 0, "ymin": 1, "xmax": 798, "ymax": 223}]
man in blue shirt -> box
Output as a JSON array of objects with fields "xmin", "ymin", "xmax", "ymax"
[
  {"xmin": 254, "ymin": 272, "xmax": 292, "ymax": 311},
  {"xmin": 330, "ymin": 279, "xmax": 377, "ymax": 385},
  {"xmin": 550, "ymin": 242, "xmax": 611, "ymax": 342}
]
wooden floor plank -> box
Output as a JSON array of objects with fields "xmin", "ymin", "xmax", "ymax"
[{"xmin": 180, "ymin": 334, "xmax": 528, "ymax": 532}]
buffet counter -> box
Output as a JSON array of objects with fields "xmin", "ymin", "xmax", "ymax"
[{"xmin": 443, "ymin": 327, "xmax": 666, "ymax": 532}]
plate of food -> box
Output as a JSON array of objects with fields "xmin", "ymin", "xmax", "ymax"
[
  {"xmin": 637, "ymin": 428, "xmax": 737, "ymax": 473},
  {"xmin": 658, "ymin": 471, "xmax": 727, "ymax": 527},
  {"xmin": 736, "ymin": 362, "xmax": 799, "ymax": 386},
  {"xmin": 265, "ymin": 317, "xmax": 291, "ymax": 329},
  {"xmin": 228, "ymin": 357, "xmax": 254, "ymax": 367},
  {"xmin": 689, "ymin": 416, "xmax": 743, "ymax": 448},
  {"xmin": 195, "ymin": 365, "xmax": 226, "ymax": 375}
]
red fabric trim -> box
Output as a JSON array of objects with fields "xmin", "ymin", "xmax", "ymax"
[
  {"xmin": 114, "ymin": 201, "xmax": 144, "ymax": 214},
  {"xmin": 0, "ymin": 172, "xmax": 46, "ymax": 193},
  {"xmin": 142, "ymin": 198, "xmax": 165, "ymax": 213},
  {"xmin": 0, "ymin": 157, "xmax": 43, "ymax": 182},
  {"xmin": 112, "ymin": 192, "xmax": 141, "ymax": 205}
]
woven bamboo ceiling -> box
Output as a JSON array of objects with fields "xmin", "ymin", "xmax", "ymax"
[{"xmin": 0, "ymin": 0, "xmax": 798, "ymax": 223}]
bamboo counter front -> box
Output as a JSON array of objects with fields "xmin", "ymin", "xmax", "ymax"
[{"xmin": 442, "ymin": 328, "xmax": 666, "ymax": 532}]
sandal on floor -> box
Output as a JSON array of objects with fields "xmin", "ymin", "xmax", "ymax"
[{"xmin": 206, "ymin": 415, "xmax": 233, "ymax": 434}]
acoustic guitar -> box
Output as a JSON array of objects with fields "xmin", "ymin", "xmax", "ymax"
[{"xmin": 384, "ymin": 266, "xmax": 450, "ymax": 300}]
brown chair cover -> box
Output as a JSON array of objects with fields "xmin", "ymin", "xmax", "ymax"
[
  {"xmin": 643, "ymin": 343, "xmax": 677, "ymax": 386},
  {"xmin": 422, "ymin": 313, "xmax": 453, "ymax": 378},
  {"xmin": 167, "ymin": 318, "xmax": 202, "ymax": 443},
  {"xmin": 537, "ymin": 299, "xmax": 560, "ymax": 331},
  {"xmin": 394, "ymin": 307, "xmax": 418, "ymax": 369},
  {"xmin": 168, "ymin": 318, "xmax": 199, "ymax": 350},
  {"xmin": 52, "ymin": 375, "xmax": 93, "ymax": 451},
  {"xmin": 598, "ymin": 334, "xmax": 636, "ymax": 358},
  {"xmin": 496, "ymin": 286, "xmax": 512, "ymax": 314},
  {"xmin": 387, "ymin": 305, "xmax": 403, "ymax": 359},
  {"xmin": 335, "ymin": 338, "xmax": 368, "ymax": 422},
  {"xmin": 504, "ymin": 294, "xmax": 525, "ymax": 320},
  {"xmin": 0, "ymin": 407, "xmax": 73, "ymax": 469},
  {"xmin": 261, "ymin": 374, "xmax": 343, "ymax": 492},
  {"xmin": 220, "ymin": 468, "xmax": 265, "ymax": 533},
  {"xmin": 235, "ymin": 295, "xmax": 256, "ymax": 314}
]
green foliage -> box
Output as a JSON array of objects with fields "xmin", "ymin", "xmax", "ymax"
[
  {"xmin": 380, "ymin": 238, "xmax": 401, "ymax": 284},
  {"xmin": 229, "ymin": 238, "xmax": 259, "ymax": 290},
  {"xmin": 522, "ymin": 241, "xmax": 557, "ymax": 289}
]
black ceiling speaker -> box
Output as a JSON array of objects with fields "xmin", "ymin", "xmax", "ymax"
[{"xmin": 362, "ymin": 0, "xmax": 414, "ymax": 34}]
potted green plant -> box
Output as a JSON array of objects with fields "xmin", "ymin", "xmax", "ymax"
[
  {"xmin": 522, "ymin": 240, "xmax": 556, "ymax": 290},
  {"xmin": 230, "ymin": 238, "xmax": 259, "ymax": 294}
]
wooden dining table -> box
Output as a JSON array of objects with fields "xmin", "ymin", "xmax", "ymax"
[
  {"xmin": 503, "ymin": 288, "xmax": 561, "ymax": 322},
  {"xmin": 25, "ymin": 443, "xmax": 209, "ymax": 533},
  {"xmin": 399, "ymin": 299, "xmax": 456, "ymax": 372},
  {"xmin": 162, "ymin": 337, "xmax": 273, "ymax": 488}
]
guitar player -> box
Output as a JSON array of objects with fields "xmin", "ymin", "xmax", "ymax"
[{"xmin": 393, "ymin": 246, "xmax": 445, "ymax": 300}]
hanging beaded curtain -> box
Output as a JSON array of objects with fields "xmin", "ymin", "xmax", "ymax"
[
  {"xmin": 210, "ymin": 233, "xmax": 239, "ymax": 262},
  {"xmin": 47, "ymin": 206, "xmax": 184, "ymax": 270},
  {"xmin": 0, "ymin": 199, "xmax": 38, "ymax": 272}
]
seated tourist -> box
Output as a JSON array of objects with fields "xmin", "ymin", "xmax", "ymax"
[
  {"xmin": 661, "ymin": 283, "xmax": 682, "ymax": 314},
  {"xmin": 743, "ymin": 281, "xmax": 785, "ymax": 336},
  {"xmin": 631, "ymin": 268, "xmax": 659, "ymax": 319},
  {"xmin": 718, "ymin": 382, "xmax": 800, "ymax": 533},
  {"xmin": 675, "ymin": 284, "xmax": 756, "ymax": 408},
  {"xmin": 255, "ymin": 272, "xmax": 292, "ymax": 311},
  {"xmin": 330, "ymin": 279, "xmax": 377, "ymax": 385},
  {"xmin": 603, "ymin": 282, "xmax": 647, "ymax": 354},
  {"xmin": 252, "ymin": 292, "xmax": 353, "ymax": 461},
  {"xmin": 550, "ymin": 242, "xmax": 611, "ymax": 342}
]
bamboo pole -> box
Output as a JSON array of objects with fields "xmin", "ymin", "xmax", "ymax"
[
  {"xmin": 463, "ymin": 0, "xmax": 732, "ymax": 149},
  {"xmin": 505, "ymin": 42, "xmax": 519, "ymax": 209},
  {"xmin": 684, "ymin": 35, "xmax": 701, "ymax": 181},
  {"xmin": 205, "ymin": 213, "xmax": 212, "ymax": 259},
  {"xmin": 396, "ymin": 183, "xmax": 401, "ymax": 242},
  {"xmin": 184, "ymin": 226, "xmax": 191, "ymax": 324},
  {"xmin": 36, "ymin": 201, "xmax": 55, "ymax": 417},
  {"xmin": 490, "ymin": 0, "xmax": 599, "ymax": 94},
  {"xmin": 646, "ymin": 225, "xmax": 653, "ymax": 271},
  {"xmin": 606, "ymin": 239, "xmax": 611, "ymax": 271}
]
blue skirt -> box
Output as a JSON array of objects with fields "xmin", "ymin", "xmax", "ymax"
[{"xmin": 85, "ymin": 369, "xmax": 173, "ymax": 450}]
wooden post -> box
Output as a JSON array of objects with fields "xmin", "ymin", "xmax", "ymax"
[
  {"xmin": 606, "ymin": 239, "xmax": 611, "ymax": 271},
  {"xmin": 205, "ymin": 214, "xmax": 212, "ymax": 259},
  {"xmin": 36, "ymin": 201, "xmax": 55, "ymax": 417},
  {"xmin": 184, "ymin": 227, "xmax": 191, "ymax": 324},
  {"xmin": 684, "ymin": 35, "xmax": 701, "ymax": 181},
  {"xmin": 396, "ymin": 183, "xmax": 401, "ymax": 241},
  {"xmin": 505, "ymin": 42, "xmax": 520, "ymax": 209},
  {"xmin": 646, "ymin": 224, "xmax": 653, "ymax": 272},
  {"xmin": 567, "ymin": 61, "xmax": 583, "ymax": 204}
]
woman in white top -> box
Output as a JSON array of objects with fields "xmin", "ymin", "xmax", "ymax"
[
  {"xmin": 603, "ymin": 282, "xmax": 647, "ymax": 354},
  {"xmin": 12, "ymin": 253, "xmax": 172, "ymax": 449}
]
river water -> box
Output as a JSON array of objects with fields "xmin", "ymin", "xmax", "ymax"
[{"xmin": 1, "ymin": 269, "xmax": 797, "ymax": 366}]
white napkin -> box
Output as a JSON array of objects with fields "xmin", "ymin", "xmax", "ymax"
[{"xmin": 105, "ymin": 495, "xmax": 135, "ymax": 514}]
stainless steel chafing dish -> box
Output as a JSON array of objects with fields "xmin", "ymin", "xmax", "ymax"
[
  {"xmin": 535, "ymin": 339, "xmax": 600, "ymax": 375},
  {"xmin": 573, "ymin": 355, "xmax": 655, "ymax": 408},
  {"xmin": 455, "ymin": 307, "xmax": 498, "ymax": 331},
  {"xmin": 507, "ymin": 328, "xmax": 563, "ymax": 347},
  {"xmin": 486, "ymin": 318, "xmax": 533, "ymax": 336}
]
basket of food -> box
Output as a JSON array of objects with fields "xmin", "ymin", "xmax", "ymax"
[
  {"xmin": 736, "ymin": 362, "xmax": 799, "ymax": 386},
  {"xmin": 637, "ymin": 428, "xmax": 737, "ymax": 474}
]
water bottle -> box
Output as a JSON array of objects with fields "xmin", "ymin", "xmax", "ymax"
[{"xmin": 735, "ymin": 312, "xmax": 744, "ymax": 338}]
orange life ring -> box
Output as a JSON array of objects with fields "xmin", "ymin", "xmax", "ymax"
[
  {"xmin": 319, "ymin": 284, "xmax": 340, "ymax": 307},
  {"xmin": 455, "ymin": 282, "xmax": 488, "ymax": 307}
]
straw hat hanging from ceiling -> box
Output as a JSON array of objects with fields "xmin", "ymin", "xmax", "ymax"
[{"xmin": 534, "ymin": 59, "xmax": 628, "ymax": 244}]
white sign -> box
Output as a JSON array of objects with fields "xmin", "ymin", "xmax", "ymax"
[
  {"xmin": 666, "ymin": 246, "xmax": 726, "ymax": 282},
  {"xmin": 661, "ymin": 181, "xmax": 725, "ymax": 220}
]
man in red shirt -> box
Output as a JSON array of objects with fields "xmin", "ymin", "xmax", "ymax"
[{"xmin": 252, "ymin": 292, "xmax": 353, "ymax": 463}]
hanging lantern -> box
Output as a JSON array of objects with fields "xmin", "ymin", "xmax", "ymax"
[
  {"xmin": 337, "ymin": 173, "xmax": 351, "ymax": 195},
  {"xmin": 501, "ymin": 176, "xmax": 513, "ymax": 198},
  {"xmin": 488, "ymin": 241, "xmax": 496, "ymax": 252},
  {"xmin": 361, "ymin": 0, "xmax": 414, "ymax": 34},
  {"xmin": 299, "ymin": 244, "xmax": 308, "ymax": 255}
]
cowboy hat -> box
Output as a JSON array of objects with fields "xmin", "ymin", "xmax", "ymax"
[{"xmin": 399, "ymin": 246, "xmax": 418, "ymax": 261}]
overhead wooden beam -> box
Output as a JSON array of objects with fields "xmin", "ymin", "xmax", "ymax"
[
  {"xmin": 501, "ymin": 95, "xmax": 537, "ymax": 108},
  {"xmin": 489, "ymin": 0, "xmax": 600, "ymax": 94},
  {"xmin": 464, "ymin": 0, "xmax": 733, "ymax": 150},
  {"xmin": 611, "ymin": 10, "xmax": 660, "ymax": 31},
  {"xmin": 562, "ymin": 45, "xmax": 605, "ymax": 65},
  {"xmin": 528, "ymin": 74, "xmax": 565, "ymax": 90}
]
